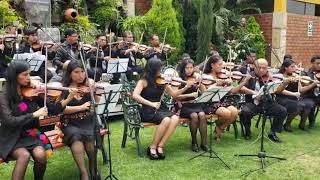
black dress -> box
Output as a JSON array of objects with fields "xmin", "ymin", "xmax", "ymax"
[
  {"xmin": 0, "ymin": 89, "xmax": 64, "ymax": 161},
  {"xmin": 178, "ymin": 85, "xmax": 204, "ymax": 118},
  {"xmin": 139, "ymin": 81, "xmax": 174, "ymax": 124},
  {"xmin": 60, "ymin": 93, "xmax": 94, "ymax": 147}
]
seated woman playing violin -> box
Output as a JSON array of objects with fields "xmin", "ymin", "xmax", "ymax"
[
  {"xmin": 203, "ymin": 55, "xmax": 251, "ymax": 142},
  {"xmin": 59, "ymin": 60, "xmax": 101, "ymax": 179},
  {"xmin": 275, "ymin": 59, "xmax": 315, "ymax": 132},
  {"xmin": 132, "ymin": 58, "xmax": 192, "ymax": 160},
  {"xmin": 0, "ymin": 61, "xmax": 77, "ymax": 180},
  {"xmin": 175, "ymin": 58, "xmax": 208, "ymax": 152}
]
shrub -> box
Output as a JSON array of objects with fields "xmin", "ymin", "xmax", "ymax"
[{"xmin": 144, "ymin": 0, "xmax": 185, "ymax": 64}]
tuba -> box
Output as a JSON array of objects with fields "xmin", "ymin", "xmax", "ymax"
[{"xmin": 64, "ymin": 8, "xmax": 79, "ymax": 22}]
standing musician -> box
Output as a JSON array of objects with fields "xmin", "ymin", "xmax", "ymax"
[
  {"xmin": 275, "ymin": 59, "xmax": 314, "ymax": 132},
  {"xmin": 239, "ymin": 58, "xmax": 288, "ymax": 142},
  {"xmin": 20, "ymin": 26, "xmax": 54, "ymax": 81},
  {"xmin": 132, "ymin": 58, "xmax": 192, "ymax": 160},
  {"xmin": 0, "ymin": 61, "xmax": 77, "ymax": 180},
  {"xmin": 203, "ymin": 55, "xmax": 251, "ymax": 142},
  {"xmin": 87, "ymin": 34, "xmax": 120, "ymax": 83},
  {"xmin": 175, "ymin": 58, "xmax": 208, "ymax": 152},
  {"xmin": 117, "ymin": 31, "xmax": 145, "ymax": 81},
  {"xmin": 301, "ymin": 55, "xmax": 320, "ymax": 129},
  {"xmin": 144, "ymin": 35, "xmax": 171, "ymax": 61},
  {"xmin": 53, "ymin": 28, "xmax": 82, "ymax": 74},
  {"xmin": 60, "ymin": 60, "xmax": 100, "ymax": 179}
]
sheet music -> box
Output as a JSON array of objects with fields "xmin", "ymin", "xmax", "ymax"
[
  {"xmin": 13, "ymin": 53, "xmax": 45, "ymax": 72},
  {"xmin": 106, "ymin": 58, "xmax": 129, "ymax": 74},
  {"xmin": 252, "ymin": 81, "xmax": 282, "ymax": 99},
  {"xmin": 195, "ymin": 86, "xmax": 231, "ymax": 103},
  {"xmin": 118, "ymin": 58, "xmax": 129, "ymax": 73},
  {"xmin": 95, "ymin": 83, "xmax": 122, "ymax": 115}
]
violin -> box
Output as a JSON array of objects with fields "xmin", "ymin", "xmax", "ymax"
[
  {"xmin": 128, "ymin": 42, "xmax": 150, "ymax": 53},
  {"xmin": 31, "ymin": 40, "xmax": 55, "ymax": 51},
  {"xmin": 155, "ymin": 75, "xmax": 187, "ymax": 87},
  {"xmin": 21, "ymin": 82, "xmax": 69, "ymax": 100},
  {"xmin": 82, "ymin": 44, "xmax": 97, "ymax": 51},
  {"xmin": 77, "ymin": 85, "xmax": 105, "ymax": 96}
]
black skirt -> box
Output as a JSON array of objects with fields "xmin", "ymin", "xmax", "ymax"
[
  {"xmin": 4, "ymin": 135, "xmax": 44, "ymax": 162},
  {"xmin": 180, "ymin": 103, "xmax": 204, "ymax": 118},
  {"xmin": 140, "ymin": 103, "xmax": 175, "ymax": 124},
  {"xmin": 61, "ymin": 115, "xmax": 94, "ymax": 147}
]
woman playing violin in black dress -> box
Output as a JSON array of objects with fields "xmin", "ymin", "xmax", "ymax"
[
  {"xmin": 60, "ymin": 60, "xmax": 100, "ymax": 179},
  {"xmin": 175, "ymin": 58, "xmax": 208, "ymax": 152},
  {"xmin": 0, "ymin": 61, "xmax": 76, "ymax": 180},
  {"xmin": 132, "ymin": 58, "xmax": 191, "ymax": 160}
]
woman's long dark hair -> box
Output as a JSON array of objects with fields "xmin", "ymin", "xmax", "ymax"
[
  {"xmin": 203, "ymin": 55, "xmax": 222, "ymax": 74},
  {"xmin": 63, "ymin": 60, "xmax": 86, "ymax": 87},
  {"xmin": 141, "ymin": 58, "xmax": 163, "ymax": 87},
  {"xmin": 279, "ymin": 59, "xmax": 295, "ymax": 74},
  {"xmin": 5, "ymin": 61, "xmax": 30, "ymax": 106},
  {"xmin": 178, "ymin": 58, "xmax": 194, "ymax": 80}
]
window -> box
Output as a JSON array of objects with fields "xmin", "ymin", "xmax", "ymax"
[{"xmin": 287, "ymin": 0, "xmax": 316, "ymax": 16}]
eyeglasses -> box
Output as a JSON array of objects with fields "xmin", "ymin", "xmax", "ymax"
[{"xmin": 69, "ymin": 35, "xmax": 78, "ymax": 38}]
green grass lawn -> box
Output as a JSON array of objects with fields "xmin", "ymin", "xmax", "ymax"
[{"xmin": 1, "ymin": 116, "xmax": 320, "ymax": 180}]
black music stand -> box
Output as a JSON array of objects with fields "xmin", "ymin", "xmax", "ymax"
[
  {"xmin": 235, "ymin": 82, "xmax": 286, "ymax": 172},
  {"xmin": 13, "ymin": 53, "xmax": 44, "ymax": 72},
  {"xmin": 189, "ymin": 86, "xmax": 231, "ymax": 169},
  {"xmin": 95, "ymin": 83, "xmax": 122, "ymax": 180},
  {"xmin": 107, "ymin": 58, "xmax": 129, "ymax": 74}
]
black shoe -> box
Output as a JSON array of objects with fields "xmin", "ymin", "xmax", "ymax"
[
  {"xmin": 283, "ymin": 124, "xmax": 293, "ymax": 132},
  {"xmin": 268, "ymin": 133, "xmax": 281, "ymax": 143},
  {"xmin": 200, "ymin": 144, "xmax": 209, "ymax": 152},
  {"xmin": 147, "ymin": 147, "xmax": 159, "ymax": 160},
  {"xmin": 299, "ymin": 125, "xmax": 308, "ymax": 131},
  {"xmin": 156, "ymin": 147, "xmax": 165, "ymax": 160},
  {"xmin": 244, "ymin": 135, "xmax": 252, "ymax": 140},
  {"xmin": 309, "ymin": 122, "xmax": 315, "ymax": 129},
  {"xmin": 191, "ymin": 144, "xmax": 199, "ymax": 152}
]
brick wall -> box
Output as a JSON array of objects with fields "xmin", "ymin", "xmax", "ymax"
[
  {"xmin": 286, "ymin": 13, "xmax": 320, "ymax": 67},
  {"xmin": 135, "ymin": 0, "xmax": 152, "ymax": 15},
  {"xmin": 254, "ymin": 13, "xmax": 273, "ymax": 64}
]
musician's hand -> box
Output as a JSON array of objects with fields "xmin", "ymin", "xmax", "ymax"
[
  {"xmin": 185, "ymin": 81, "xmax": 193, "ymax": 89},
  {"xmin": 293, "ymin": 92, "xmax": 301, "ymax": 98},
  {"xmin": 243, "ymin": 74, "xmax": 252, "ymax": 82},
  {"xmin": 80, "ymin": 102, "xmax": 91, "ymax": 111},
  {"xmin": 0, "ymin": 44, "xmax": 4, "ymax": 51},
  {"xmin": 103, "ymin": 56, "xmax": 110, "ymax": 61},
  {"xmin": 191, "ymin": 92, "xmax": 198, "ymax": 98},
  {"xmin": 151, "ymin": 102, "xmax": 161, "ymax": 110},
  {"xmin": 33, "ymin": 107, "xmax": 48, "ymax": 118},
  {"xmin": 124, "ymin": 49, "xmax": 131, "ymax": 55},
  {"xmin": 67, "ymin": 88, "xmax": 78, "ymax": 99},
  {"xmin": 312, "ymin": 80, "xmax": 320, "ymax": 86}
]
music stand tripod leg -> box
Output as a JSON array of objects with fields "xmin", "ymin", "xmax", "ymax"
[{"xmin": 189, "ymin": 115, "xmax": 231, "ymax": 169}]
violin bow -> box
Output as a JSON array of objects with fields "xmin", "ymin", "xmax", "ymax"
[
  {"xmin": 160, "ymin": 27, "xmax": 168, "ymax": 53},
  {"xmin": 109, "ymin": 29, "xmax": 112, "ymax": 59},
  {"xmin": 298, "ymin": 62, "xmax": 303, "ymax": 94}
]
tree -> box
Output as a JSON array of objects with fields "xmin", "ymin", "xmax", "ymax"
[
  {"xmin": 196, "ymin": 0, "xmax": 215, "ymax": 63},
  {"xmin": 144, "ymin": 0, "xmax": 185, "ymax": 64}
]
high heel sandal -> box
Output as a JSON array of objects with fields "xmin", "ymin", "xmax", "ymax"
[
  {"xmin": 147, "ymin": 147, "xmax": 159, "ymax": 160},
  {"xmin": 156, "ymin": 146, "xmax": 165, "ymax": 160}
]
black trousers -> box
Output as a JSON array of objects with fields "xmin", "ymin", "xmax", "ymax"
[
  {"xmin": 240, "ymin": 101, "xmax": 287, "ymax": 135},
  {"xmin": 303, "ymin": 96, "xmax": 320, "ymax": 126}
]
